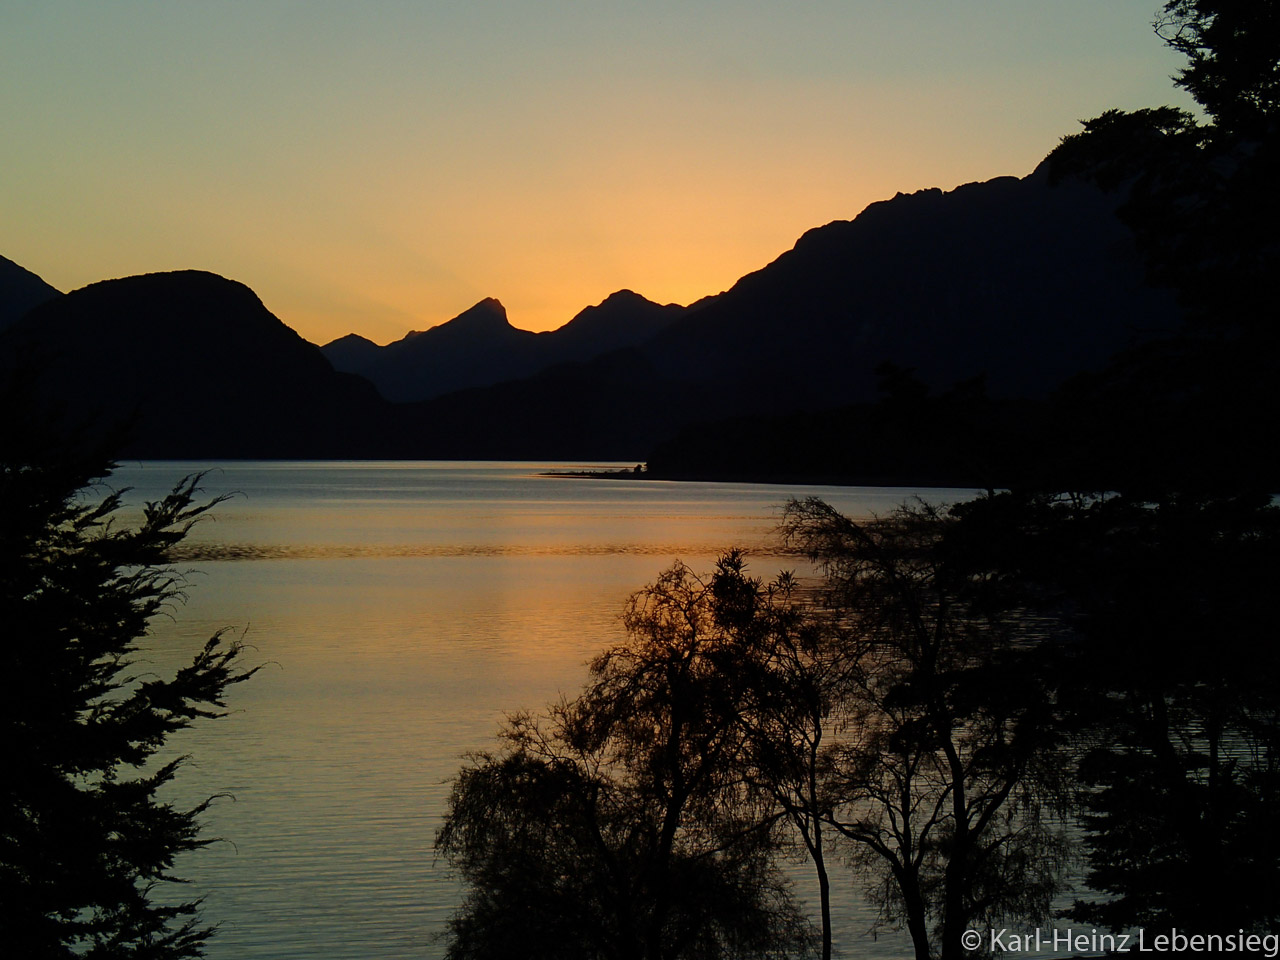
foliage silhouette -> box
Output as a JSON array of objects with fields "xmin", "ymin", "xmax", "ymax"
[
  {"xmin": 950, "ymin": 489, "xmax": 1280, "ymax": 933},
  {"xmin": 707, "ymin": 552, "xmax": 843, "ymax": 960},
  {"xmin": 781, "ymin": 498, "xmax": 1071, "ymax": 960},
  {"xmin": 1157, "ymin": 0, "xmax": 1280, "ymax": 135},
  {"xmin": 436, "ymin": 556, "xmax": 817, "ymax": 960},
  {"xmin": 1029, "ymin": 13, "xmax": 1280, "ymax": 923},
  {"xmin": 1036, "ymin": 1, "xmax": 1280, "ymax": 497},
  {"xmin": 0, "ymin": 432, "xmax": 256, "ymax": 957}
]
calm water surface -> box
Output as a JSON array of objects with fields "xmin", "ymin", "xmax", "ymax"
[{"xmin": 112, "ymin": 461, "xmax": 979, "ymax": 959}]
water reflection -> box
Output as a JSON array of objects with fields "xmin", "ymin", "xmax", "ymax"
[
  {"xmin": 168, "ymin": 539, "xmax": 783, "ymax": 562},
  {"xmin": 117, "ymin": 462, "xmax": 976, "ymax": 960}
]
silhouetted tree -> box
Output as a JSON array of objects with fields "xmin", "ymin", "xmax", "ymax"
[
  {"xmin": 1156, "ymin": 0, "xmax": 1280, "ymax": 135},
  {"xmin": 436, "ymin": 557, "xmax": 816, "ymax": 960},
  {"xmin": 700, "ymin": 552, "xmax": 842, "ymax": 960},
  {"xmin": 1047, "ymin": 106, "xmax": 1204, "ymax": 192},
  {"xmin": 950, "ymin": 490, "xmax": 1280, "ymax": 933},
  {"xmin": 782, "ymin": 498, "xmax": 1071, "ymax": 960},
  {"xmin": 1039, "ymin": 2, "xmax": 1280, "ymax": 498},
  {"xmin": 0, "ymin": 441, "xmax": 256, "ymax": 957},
  {"xmin": 1047, "ymin": 3, "xmax": 1279, "ymax": 334}
]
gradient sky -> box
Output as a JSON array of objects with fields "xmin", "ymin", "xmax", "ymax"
[{"xmin": 1, "ymin": 1, "xmax": 1193, "ymax": 345}]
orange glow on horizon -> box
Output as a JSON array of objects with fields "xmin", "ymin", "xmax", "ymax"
[{"xmin": 1, "ymin": 2, "xmax": 1194, "ymax": 347}]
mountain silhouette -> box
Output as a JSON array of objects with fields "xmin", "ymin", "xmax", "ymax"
[
  {"xmin": 320, "ymin": 332, "xmax": 383, "ymax": 376},
  {"xmin": 0, "ymin": 255, "xmax": 62, "ymax": 330},
  {"xmin": 541, "ymin": 289, "xmax": 690, "ymax": 358},
  {"xmin": 1, "ymin": 163, "xmax": 1186, "ymax": 464},
  {"xmin": 0, "ymin": 270, "xmax": 406, "ymax": 458},
  {"xmin": 637, "ymin": 165, "xmax": 1178, "ymax": 408},
  {"xmin": 400, "ymin": 166, "xmax": 1181, "ymax": 457},
  {"xmin": 322, "ymin": 290, "xmax": 686, "ymax": 402},
  {"xmin": 325, "ymin": 297, "xmax": 536, "ymax": 402}
]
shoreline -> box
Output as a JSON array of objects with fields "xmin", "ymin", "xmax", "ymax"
[{"xmin": 541, "ymin": 469, "xmax": 992, "ymax": 490}]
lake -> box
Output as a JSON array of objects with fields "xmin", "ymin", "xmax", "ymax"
[{"xmin": 112, "ymin": 461, "xmax": 978, "ymax": 959}]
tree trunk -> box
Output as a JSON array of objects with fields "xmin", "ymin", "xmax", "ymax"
[
  {"xmin": 813, "ymin": 823, "xmax": 832, "ymax": 960},
  {"xmin": 900, "ymin": 875, "xmax": 934, "ymax": 960},
  {"xmin": 939, "ymin": 734, "xmax": 970, "ymax": 960}
]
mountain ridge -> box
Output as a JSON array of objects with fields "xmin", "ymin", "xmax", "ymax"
[
  {"xmin": 0, "ymin": 163, "xmax": 1186, "ymax": 463},
  {"xmin": 322, "ymin": 289, "xmax": 688, "ymax": 402},
  {"xmin": 0, "ymin": 255, "xmax": 62, "ymax": 330},
  {"xmin": 632, "ymin": 166, "xmax": 1175, "ymax": 408},
  {"xmin": 0, "ymin": 270, "xmax": 407, "ymax": 458}
]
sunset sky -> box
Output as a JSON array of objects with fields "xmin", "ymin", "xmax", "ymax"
[{"xmin": 2, "ymin": 2, "xmax": 1192, "ymax": 345}]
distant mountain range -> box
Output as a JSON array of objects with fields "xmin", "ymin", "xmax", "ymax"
[
  {"xmin": 381, "ymin": 165, "xmax": 1182, "ymax": 458},
  {"xmin": 1, "ymin": 163, "xmax": 1186, "ymax": 467},
  {"xmin": 322, "ymin": 290, "xmax": 688, "ymax": 403}
]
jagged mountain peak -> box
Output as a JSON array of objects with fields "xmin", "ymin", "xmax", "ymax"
[
  {"xmin": 445, "ymin": 297, "xmax": 508, "ymax": 329},
  {"xmin": 326, "ymin": 332, "xmax": 378, "ymax": 347},
  {"xmin": 559, "ymin": 290, "xmax": 683, "ymax": 333},
  {"xmin": 400, "ymin": 297, "xmax": 508, "ymax": 341}
]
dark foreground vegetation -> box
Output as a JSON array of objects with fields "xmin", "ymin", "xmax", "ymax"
[
  {"xmin": 437, "ymin": 490, "xmax": 1280, "ymax": 960},
  {"xmin": 0, "ymin": 411, "xmax": 257, "ymax": 957},
  {"xmin": 438, "ymin": 5, "xmax": 1280, "ymax": 958}
]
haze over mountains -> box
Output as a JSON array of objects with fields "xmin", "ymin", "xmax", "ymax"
[{"xmin": 2, "ymin": 164, "xmax": 1184, "ymax": 468}]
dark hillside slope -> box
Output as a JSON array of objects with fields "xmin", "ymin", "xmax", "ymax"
[
  {"xmin": 0, "ymin": 166, "xmax": 1184, "ymax": 462},
  {"xmin": 320, "ymin": 332, "xmax": 383, "ymax": 377},
  {"xmin": 409, "ymin": 348, "xmax": 723, "ymax": 460},
  {"xmin": 341, "ymin": 298, "xmax": 538, "ymax": 402},
  {"xmin": 640, "ymin": 167, "xmax": 1179, "ymax": 408},
  {"xmin": 533, "ymin": 290, "xmax": 687, "ymax": 362},
  {"xmin": 406, "ymin": 168, "xmax": 1181, "ymax": 457},
  {"xmin": 1, "ymin": 271, "xmax": 407, "ymax": 458},
  {"xmin": 0, "ymin": 255, "xmax": 62, "ymax": 330}
]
